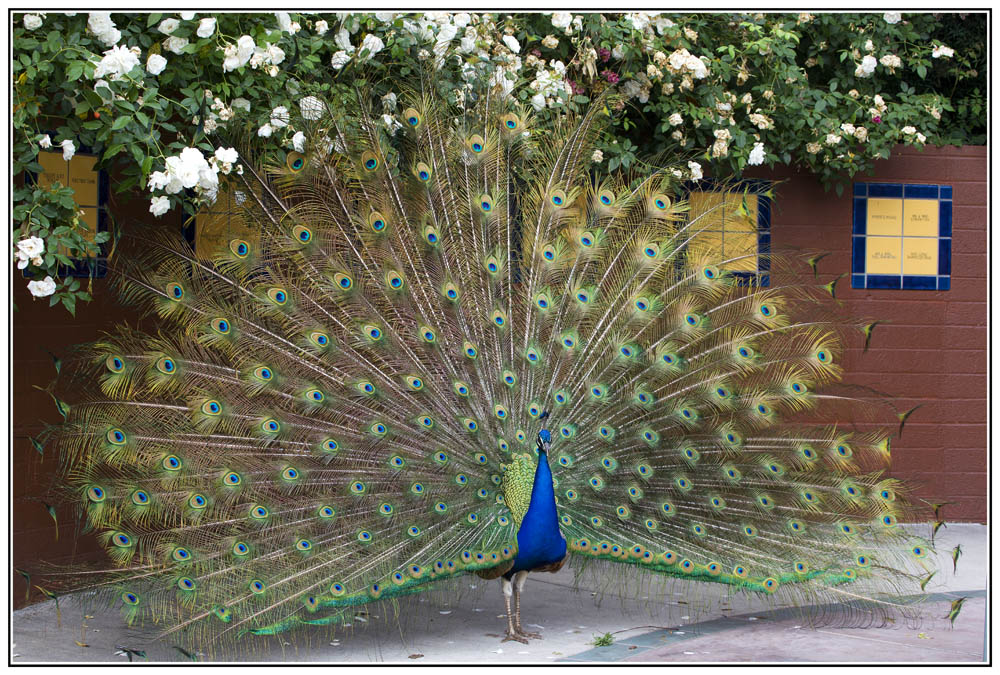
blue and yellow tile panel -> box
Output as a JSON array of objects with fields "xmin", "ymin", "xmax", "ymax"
[{"xmin": 851, "ymin": 182, "xmax": 951, "ymax": 291}]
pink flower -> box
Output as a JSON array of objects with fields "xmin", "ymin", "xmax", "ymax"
[
  {"xmin": 599, "ymin": 47, "xmax": 611, "ymax": 62},
  {"xmin": 602, "ymin": 69, "xmax": 620, "ymax": 83},
  {"xmin": 872, "ymin": 115, "xmax": 882, "ymax": 124}
]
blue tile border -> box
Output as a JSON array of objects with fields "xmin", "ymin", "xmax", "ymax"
[{"xmin": 851, "ymin": 183, "xmax": 951, "ymax": 291}]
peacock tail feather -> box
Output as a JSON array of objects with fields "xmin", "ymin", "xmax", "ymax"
[{"xmin": 45, "ymin": 84, "xmax": 931, "ymax": 652}]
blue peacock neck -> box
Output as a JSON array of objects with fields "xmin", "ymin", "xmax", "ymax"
[{"xmin": 509, "ymin": 431, "xmax": 566, "ymax": 574}]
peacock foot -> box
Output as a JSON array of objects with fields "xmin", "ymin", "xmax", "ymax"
[
  {"xmin": 502, "ymin": 631, "xmax": 531, "ymax": 645},
  {"xmin": 517, "ymin": 630, "xmax": 542, "ymax": 640}
]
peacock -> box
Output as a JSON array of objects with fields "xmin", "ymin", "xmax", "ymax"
[{"xmin": 41, "ymin": 82, "xmax": 936, "ymax": 655}]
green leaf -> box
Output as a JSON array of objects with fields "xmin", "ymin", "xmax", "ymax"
[
  {"xmin": 111, "ymin": 115, "xmax": 131, "ymax": 131},
  {"xmin": 65, "ymin": 61, "xmax": 83, "ymax": 81}
]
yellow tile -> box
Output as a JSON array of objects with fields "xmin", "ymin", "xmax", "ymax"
[
  {"xmin": 866, "ymin": 198, "xmax": 902, "ymax": 236},
  {"xmin": 902, "ymin": 199, "xmax": 939, "ymax": 237},
  {"xmin": 37, "ymin": 151, "xmax": 65, "ymax": 188},
  {"xmin": 902, "ymin": 237, "xmax": 938, "ymax": 275},
  {"xmin": 687, "ymin": 230, "xmax": 724, "ymax": 260},
  {"xmin": 865, "ymin": 237, "xmax": 902, "ymax": 274},
  {"xmin": 722, "ymin": 233, "xmax": 758, "ymax": 271},
  {"xmin": 68, "ymin": 155, "xmax": 99, "ymax": 206},
  {"xmin": 723, "ymin": 193, "xmax": 758, "ymax": 233},
  {"xmin": 688, "ymin": 191, "xmax": 726, "ymax": 229}
]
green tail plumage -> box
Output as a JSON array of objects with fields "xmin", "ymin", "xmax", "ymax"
[{"xmin": 45, "ymin": 83, "xmax": 934, "ymax": 653}]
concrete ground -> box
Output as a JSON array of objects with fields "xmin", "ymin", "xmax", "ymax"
[{"xmin": 11, "ymin": 524, "xmax": 987, "ymax": 663}]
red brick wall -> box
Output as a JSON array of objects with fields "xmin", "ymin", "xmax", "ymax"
[
  {"xmin": 12, "ymin": 144, "xmax": 987, "ymax": 608},
  {"xmin": 747, "ymin": 144, "xmax": 987, "ymax": 522}
]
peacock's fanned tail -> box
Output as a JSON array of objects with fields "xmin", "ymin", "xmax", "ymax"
[{"xmin": 49, "ymin": 87, "xmax": 931, "ymax": 651}]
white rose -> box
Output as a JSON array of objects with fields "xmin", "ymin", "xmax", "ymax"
[
  {"xmin": 551, "ymin": 12, "xmax": 572, "ymax": 30},
  {"xmin": 381, "ymin": 92, "xmax": 397, "ymax": 111},
  {"xmin": 438, "ymin": 23, "xmax": 458, "ymax": 43},
  {"xmin": 88, "ymin": 12, "xmax": 121, "ymax": 46},
  {"xmin": 502, "ymin": 35, "xmax": 520, "ymax": 53},
  {"xmin": 335, "ymin": 29, "xmax": 354, "ymax": 53},
  {"xmin": 330, "ymin": 50, "xmax": 351, "ymax": 70},
  {"xmin": 315, "ymin": 20, "xmax": 329, "ymax": 36},
  {"xmin": 901, "ymin": 125, "xmax": 916, "ymax": 135},
  {"xmin": 93, "ymin": 44, "xmax": 141, "ymax": 81},
  {"xmin": 668, "ymin": 113, "xmax": 683, "ymax": 126},
  {"xmin": 374, "ymin": 12, "xmax": 396, "ymax": 23},
  {"xmin": 275, "ymin": 12, "xmax": 293, "ymax": 33},
  {"xmin": 932, "ymin": 44, "xmax": 954, "ymax": 59},
  {"xmin": 688, "ymin": 160, "xmax": 703, "ymax": 180},
  {"xmin": 158, "ymin": 18, "xmax": 179, "ymax": 35},
  {"xmin": 916, "ymin": 132, "xmax": 926, "ymax": 144},
  {"xmin": 180, "ymin": 12, "xmax": 196, "ymax": 20},
  {"xmin": 61, "ymin": 140, "xmax": 76, "ymax": 161},
  {"xmin": 146, "ymin": 53, "xmax": 167, "ymax": 76},
  {"xmin": 17, "ymin": 236, "xmax": 45, "ymax": 260},
  {"xmin": 883, "ymin": 12, "xmax": 901, "ymax": 24},
  {"xmin": 164, "ymin": 36, "xmax": 189, "ymax": 54},
  {"xmin": 292, "ymin": 131, "xmax": 306, "ymax": 153},
  {"xmin": 530, "ymin": 92, "xmax": 546, "ymax": 110},
  {"xmin": 840, "ymin": 123, "xmax": 856, "ymax": 136},
  {"xmin": 27, "ymin": 276, "xmax": 57, "ymax": 298},
  {"xmin": 149, "ymin": 195, "xmax": 170, "ymax": 217},
  {"xmin": 266, "ymin": 43, "xmax": 285, "ymax": 66},
  {"xmin": 38, "ymin": 134, "xmax": 52, "ymax": 149},
  {"xmin": 214, "ymin": 147, "xmax": 238, "ymax": 164},
  {"xmin": 257, "ymin": 123, "xmax": 273, "ymax": 137},
  {"xmin": 148, "ymin": 170, "xmax": 169, "ymax": 191},
  {"xmin": 270, "ymin": 106, "xmax": 289, "ymax": 128},
  {"xmin": 825, "ymin": 133, "xmax": 841, "ymax": 145},
  {"xmin": 453, "ymin": 13, "xmax": 470, "ymax": 27},
  {"xmin": 197, "ymin": 18, "xmax": 216, "ymax": 38},
  {"xmin": 23, "ymin": 14, "xmax": 43, "ymax": 30},
  {"xmin": 864, "ymin": 39, "xmax": 874, "ymax": 52},
  {"xmin": 748, "ymin": 142, "xmax": 765, "ymax": 166},
  {"xmin": 591, "ymin": 149, "xmax": 604, "ymax": 163},
  {"xmin": 232, "ymin": 97, "xmax": 250, "ymax": 113},
  {"xmin": 459, "ymin": 36, "xmax": 476, "ymax": 54},
  {"xmin": 300, "ymin": 96, "xmax": 325, "ymax": 120},
  {"xmin": 360, "ymin": 34, "xmax": 384, "ymax": 59}
]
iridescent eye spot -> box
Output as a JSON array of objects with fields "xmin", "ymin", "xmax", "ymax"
[
  {"xmin": 132, "ymin": 490, "xmax": 149, "ymax": 505},
  {"xmin": 506, "ymin": 120, "xmax": 516, "ymax": 129},
  {"xmin": 365, "ymin": 158, "xmax": 377, "ymax": 169},
  {"xmin": 108, "ymin": 428, "xmax": 126, "ymax": 444},
  {"xmin": 544, "ymin": 250, "xmax": 553, "ymax": 260},
  {"xmin": 580, "ymin": 236, "xmax": 592, "ymax": 247},
  {"xmin": 87, "ymin": 486, "xmax": 105, "ymax": 502},
  {"xmin": 113, "ymin": 532, "xmax": 131, "ymax": 547},
  {"xmin": 250, "ymin": 580, "xmax": 265, "ymax": 594},
  {"xmin": 122, "ymin": 592, "xmax": 139, "ymax": 605},
  {"xmin": 319, "ymin": 506, "xmax": 335, "ymax": 518},
  {"xmin": 472, "ymin": 142, "xmax": 483, "ymax": 152},
  {"xmin": 408, "ymin": 116, "xmax": 419, "ymax": 126},
  {"xmin": 234, "ymin": 542, "xmax": 249, "ymax": 555},
  {"xmin": 621, "ymin": 346, "xmax": 632, "ymax": 357},
  {"xmin": 189, "ymin": 494, "xmax": 207, "ymax": 508},
  {"xmin": 601, "ymin": 195, "xmax": 611, "ymax": 205},
  {"xmin": 358, "ymin": 530, "xmax": 372, "ymax": 542},
  {"xmin": 252, "ymin": 506, "xmax": 269, "ymax": 518},
  {"xmin": 635, "ymin": 300, "xmax": 647, "ymax": 311},
  {"xmin": 163, "ymin": 455, "xmax": 182, "ymax": 470},
  {"xmin": 178, "ymin": 577, "xmax": 195, "ymax": 590},
  {"xmin": 760, "ymin": 304, "xmax": 772, "ymax": 317}
]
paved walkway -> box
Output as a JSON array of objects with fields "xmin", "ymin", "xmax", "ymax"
[{"xmin": 11, "ymin": 524, "xmax": 987, "ymax": 663}]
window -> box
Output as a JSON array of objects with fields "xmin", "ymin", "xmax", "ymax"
[
  {"xmin": 852, "ymin": 183, "xmax": 952, "ymax": 290},
  {"xmin": 32, "ymin": 147, "xmax": 109, "ymax": 277},
  {"xmin": 191, "ymin": 180, "xmax": 262, "ymax": 260},
  {"xmin": 685, "ymin": 180, "xmax": 771, "ymax": 286}
]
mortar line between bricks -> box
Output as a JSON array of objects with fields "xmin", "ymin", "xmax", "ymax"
[{"xmin": 560, "ymin": 589, "xmax": 986, "ymax": 662}]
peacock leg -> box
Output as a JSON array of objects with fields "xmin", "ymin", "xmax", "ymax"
[
  {"xmin": 501, "ymin": 577, "xmax": 528, "ymax": 644},
  {"xmin": 513, "ymin": 571, "xmax": 542, "ymax": 639}
]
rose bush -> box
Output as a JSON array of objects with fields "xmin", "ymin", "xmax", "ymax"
[{"xmin": 12, "ymin": 12, "xmax": 984, "ymax": 312}]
